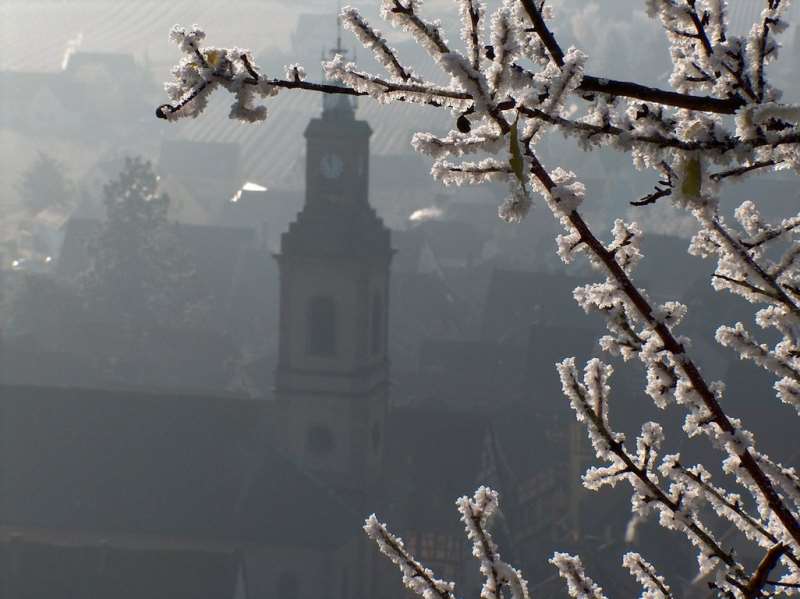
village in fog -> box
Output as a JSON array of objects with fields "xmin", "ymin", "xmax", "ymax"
[{"xmin": 0, "ymin": 1, "xmax": 799, "ymax": 598}]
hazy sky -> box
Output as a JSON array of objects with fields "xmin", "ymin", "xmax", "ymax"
[
  {"xmin": 0, "ymin": 1, "xmax": 665, "ymax": 77},
  {"xmin": 1, "ymin": 0, "xmax": 796, "ymax": 242},
  {"xmin": 4, "ymin": 0, "xmax": 792, "ymax": 94}
]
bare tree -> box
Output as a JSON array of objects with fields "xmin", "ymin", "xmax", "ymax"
[{"xmin": 157, "ymin": 1, "xmax": 800, "ymax": 597}]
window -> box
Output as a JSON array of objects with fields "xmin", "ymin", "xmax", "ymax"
[
  {"xmin": 370, "ymin": 292, "xmax": 383, "ymax": 355},
  {"xmin": 306, "ymin": 424, "xmax": 336, "ymax": 457},
  {"xmin": 307, "ymin": 295, "xmax": 336, "ymax": 356}
]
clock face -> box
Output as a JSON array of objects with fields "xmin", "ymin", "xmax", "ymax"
[{"xmin": 320, "ymin": 153, "xmax": 344, "ymax": 180}]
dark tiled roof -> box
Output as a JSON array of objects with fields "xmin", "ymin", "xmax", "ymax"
[
  {"xmin": 0, "ymin": 384, "xmax": 361, "ymax": 549},
  {"xmin": 380, "ymin": 406, "xmax": 486, "ymax": 531},
  {"xmin": 280, "ymin": 201, "xmax": 392, "ymax": 261},
  {"xmin": 0, "ymin": 539, "xmax": 241, "ymax": 599},
  {"xmin": 388, "ymin": 271, "xmax": 472, "ymax": 370},
  {"xmin": 0, "ymin": 385, "xmax": 261, "ymax": 538},
  {"xmin": 411, "ymin": 220, "xmax": 487, "ymax": 263},
  {"xmin": 410, "ymin": 339, "xmax": 528, "ymax": 407},
  {"xmin": 159, "ymin": 140, "xmax": 241, "ymax": 183},
  {"xmin": 173, "ymin": 222, "xmax": 255, "ymax": 311},
  {"xmin": 481, "ymin": 269, "xmax": 596, "ymax": 345}
]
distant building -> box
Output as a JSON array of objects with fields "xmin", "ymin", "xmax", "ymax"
[
  {"xmin": 0, "ymin": 52, "xmax": 154, "ymax": 139},
  {"xmin": 0, "ymin": 58, "xmax": 494, "ymax": 599},
  {"xmin": 0, "ymin": 42, "xmax": 666, "ymax": 599},
  {"xmin": 159, "ymin": 140, "xmax": 242, "ymax": 224}
]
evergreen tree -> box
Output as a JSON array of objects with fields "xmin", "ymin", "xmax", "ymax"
[
  {"xmin": 17, "ymin": 151, "xmax": 74, "ymax": 215},
  {"xmin": 82, "ymin": 156, "xmax": 204, "ymax": 329}
]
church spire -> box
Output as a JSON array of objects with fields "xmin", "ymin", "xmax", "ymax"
[
  {"xmin": 273, "ymin": 32, "xmax": 392, "ymax": 504},
  {"xmin": 323, "ymin": 2, "xmax": 356, "ymax": 118},
  {"xmin": 334, "ymin": 0, "xmax": 344, "ymax": 59}
]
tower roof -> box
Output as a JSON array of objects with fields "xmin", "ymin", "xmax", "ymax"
[
  {"xmin": 279, "ymin": 200, "xmax": 392, "ymax": 261},
  {"xmin": 322, "ymin": 3, "xmax": 358, "ymax": 119}
]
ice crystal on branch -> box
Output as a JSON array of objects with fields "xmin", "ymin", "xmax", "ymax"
[
  {"xmin": 366, "ymin": 488, "xmax": 529, "ymax": 599},
  {"xmin": 622, "ymin": 552, "xmax": 672, "ymax": 599},
  {"xmin": 158, "ymin": 0, "xmax": 800, "ymax": 596},
  {"xmin": 550, "ymin": 553, "xmax": 607, "ymax": 599},
  {"xmin": 159, "ymin": 24, "xmax": 278, "ymax": 122},
  {"xmin": 364, "ymin": 515, "xmax": 457, "ymax": 599}
]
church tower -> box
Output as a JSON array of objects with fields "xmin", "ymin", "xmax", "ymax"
[{"xmin": 274, "ymin": 60, "xmax": 392, "ymax": 506}]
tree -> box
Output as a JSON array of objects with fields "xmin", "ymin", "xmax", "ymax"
[
  {"xmin": 17, "ymin": 150, "xmax": 75, "ymax": 215},
  {"xmin": 157, "ymin": 2, "xmax": 800, "ymax": 597},
  {"xmin": 82, "ymin": 156, "xmax": 203, "ymax": 329}
]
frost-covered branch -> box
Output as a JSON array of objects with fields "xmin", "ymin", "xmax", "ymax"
[
  {"xmin": 341, "ymin": 6, "xmax": 418, "ymax": 82},
  {"xmin": 157, "ymin": 0, "xmax": 800, "ymax": 595},
  {"xmin": 623, "ymin": 552, "xmax": 673, "ymax": 599},
  {"xmin": 364, "ymin": 514, "xmax": 457, "ymax": 599},
  {"xmin": 457, "ymin": 0, "xmax": 483, "ymax": 71},
  {"xmin": 366, "ymin": 488, "xmax": 529, "ymax": 599},
  {"xmin": 744, "ymin": 543, "xmax": 788, "ymax": 599},
  {"xmin": 558, "ymin": 358, "xmax": 747, "ymax": 590},
  {"xmin": 458, "ymin": 488, "xmax": 530, "ymax": 599},
  {"xmin": 550, "ymin": 553, "xmax": 608, "ymax": 599}
]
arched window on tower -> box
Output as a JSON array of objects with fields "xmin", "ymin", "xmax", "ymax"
[
  {"xmin": 370, "ymin": 292, "xmax": 383, "ymax": 356},
  {"xmin": 307, "ymin": 296, "xmax": 337, "ymax": 356}
]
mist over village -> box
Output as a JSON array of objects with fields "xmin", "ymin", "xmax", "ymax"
[{"xmin": 1, "ymin": 1, "xmax": 799, "ymax": 598}]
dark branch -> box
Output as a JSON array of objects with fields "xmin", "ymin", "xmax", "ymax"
[
  {"xmin": 390, "ymin": 0, "xmax": 450, "ymax": 55},
  {"xmin": 526, "ymin": 152, "xmax": 800, "ymax": 550},
  {"xmin": 713, "ymin": 273, "xmax": 775, "ymax": 301},
  {"xmin": 465, "ymin": 0, "xmax": 482, "ymax": 70},
  {"xmin": 766, "ymin": 580, "xmax": 800, "ymax": 589},
  {"xmin": 711, "ymin": 220, "xmax": 800, "ymax": 318},
  {"xmin": 517, "ymin": 104, "xmax": 800, "ymax": 152},
  {"xmin": 686, "ymin": 0, "xmax": 715, "ymax": 58},
  {"xmin": 559, "ymin": 361, "xmax": 744, "ymax": 575},
  {"xmin": 710, "ymin": 160, "xmax": 778, "ymax": 181},
  {"xmin": 518, "ymin": 0, "xmax": 565, "ymax": 66},
  {"xmin": 631, "ymin": 186, "xmax": 672, "ymax": 206},
  {"xmin": 579, "ymin": 75, "xmax": 745, "ymax": 114},
  {"xmin": 744, "ymin": 544, "xmax": 787, "ymax": 599}
]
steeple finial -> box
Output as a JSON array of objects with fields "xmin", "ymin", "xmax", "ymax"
[
  {"xmin": 323, "ymin": 1, "xmax": 356, "ymax": 116},
  {"xmin": 332, "ymin": 0, "xmax": 346, "ymax": 58}
]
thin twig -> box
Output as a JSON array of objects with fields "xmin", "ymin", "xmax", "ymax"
[
  {"xmin": 744, "ymin": 543, "xmax": 787, "ymax": 599},
  {"xmin": 713, "ymin": 273, "xmax": 775, "ymax": 301},
  {"xmin": 673, "ymin": 461, "xmax": 800, "ymax": 569},
  {"xmin": 631, "ymin": 186, "xmax": 672, "ymax": 206},
  {"xmin": 710, "ymin": 160, "xmax": 778, "ymax": 181},
  {"xmin": 710, "ymin": 219, "xmax": 800, "ymax": 318},
  {"xmin": 517, "ymin": 105, "xmax": 800, "ymax": 153},
  {"xmin": 518, "ymin": 0, "xmax": 565, "ymax": 66},
  {"xmin": 562, "ymin": 365, "xmax": 745, "ymax": 577},
  {"xmin": 527, "ymin": 151, "xmax": 800, "ymax": 550}
]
